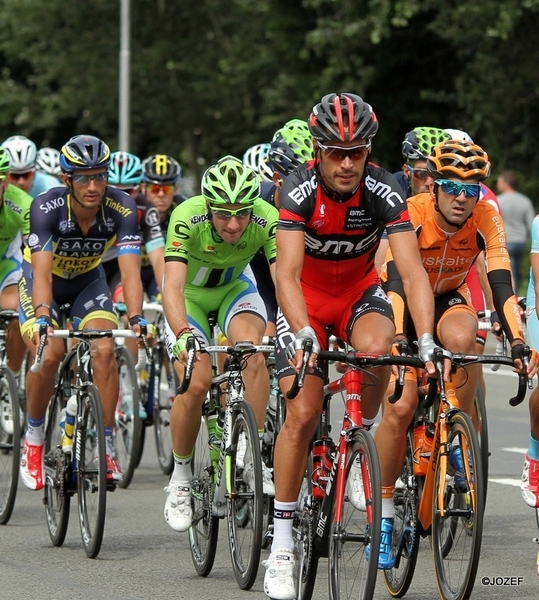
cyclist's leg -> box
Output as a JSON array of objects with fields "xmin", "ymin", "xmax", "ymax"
[
  {"xmin": 0, "ymin": 259, "xmax": 27, "ymax": 373},
  {"xmin": 344, "ymin": 284, "xmax": 399, "ymax": 569},
  {"xmin": 18, "ymin": 266, "xmax": 65, "ymax": 490},
  {"xmin": 162, "ymin": 295, "xmax": 213, "ymax": 532},
  {"xmin": 436, "ymin": 288, "xmax": 478, "ymax": 415},
  {"xmin": 220, "ymin": 271, "xmax": 268, "ymax": 429},
  {"xmin": 522, "ymin": 294, "xmax": 539, "ymax": 507}
]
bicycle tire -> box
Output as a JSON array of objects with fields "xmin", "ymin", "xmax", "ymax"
[
  {"xmin": 432, "ymin": 411, "xmax": 484, "ymax": 600},
  {"xmin": 384, "ymin": 431, "xmax": 420, "ymax": 598},
  {"xmin": 77, "ymin": 384, "xmax": 107, "ymax": 559},
  {"xmin": 473, "ymin": 384, "xmax": 489, "ymax": 505},
  {"xmin": 227, "ymin": 400, "xmax": 263, "ymax": 590},
  {"xmin": 43, "ymin": 386, "xmax": 71, "ymax": 544},
  {"xmin": 328, "ymin": 428, "xmax": 381, "ymax": 600},
  {"xmin": 0, "ymin": 368, "xmax": 21, "ymax": 525},
  {"xmin": 114, "ymin": 346, "xmax": 142, "ymax": 489},
  {"xmin": 189, "ymin": 414, "xmax": 220, "ymax": 576},
  {"xmin": 294, "ymin": 453, "xmax": 319, "ymax": 600},
  {"xmin": 153, "ymin": 348, "xmax": 175, "ymax": 475}
]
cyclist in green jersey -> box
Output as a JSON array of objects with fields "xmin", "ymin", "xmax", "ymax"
[
  {"xmin": 162, "ymin": 155, "xmax": 277, "ymax": 532},
  {"xmin": 0, "ymin": 147, "xmax": 31, "ymax": 390}
]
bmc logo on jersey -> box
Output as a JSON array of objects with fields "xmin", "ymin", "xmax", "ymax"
[
  {"xmin": 305, "ymin": 229, "xmax": 378, "ymax": 255},
  {"xmin": 287, "ymin": 174, "xmax": 318, "ymax": 205},
  {"xmin": 364, "ymin": 175, "xmax": 404, "ymax": 207}
]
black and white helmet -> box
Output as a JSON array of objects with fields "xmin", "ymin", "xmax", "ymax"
[{"xmin": 1, "ymin": 135, "xmax": 37, "ymax": 172}]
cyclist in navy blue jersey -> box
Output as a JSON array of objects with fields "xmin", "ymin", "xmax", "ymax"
[{"xmin": 19, "ymin": 135, "xmax": 148, "ymax": 491}]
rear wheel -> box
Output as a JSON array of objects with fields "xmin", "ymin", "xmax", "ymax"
[
  {"xmin": 189, "ymin": 414, "xmax": 219, "ymax": 576},
  {"xmin": 432, "ymin": 411, "xmax": 484, "ymax": 600},
  {"xmin": 43, "ymin": 387, "xmax": 71, "ymax": 544},
  {"xmin": 77, "ymin": 384, "xmax": 107, "ymax": 559},
  {"xmin": 0, "ymin": 368, "xmax": 21, "ymax": 525},
  {"xmin": 328, "ymin": 429, "xmax": 381, "ymax": 600},
  {"xmin": 227, "ymin": 400, "xmax": 263, "ymax": 590},
  {"xmin": 114, "ymin": 346, "xmax": 142, "ymax": 489},
  {"xmin": 384, "ymin": 432, "xmax": 419, "ymax": 597}
]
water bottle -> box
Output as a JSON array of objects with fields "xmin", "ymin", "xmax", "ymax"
[
  {"xmin": 263, "ymin": 388, "xmax": 278, "ymax": 446},
  {"xmin": 207, "ymin": 413, "xmax": 223, "ymax": 464},
  {"xmin": 62, "ymin": 394, "xmax": 77, "ymax": 453},
  {"xmin": 413, "ymin": 418, "xmax": 434, "ymax": 476},
  {"xmin": 311, "ymin": 438, "xmax": 335, "ymax": 499},
  {"xmin": 491, "ymin": 340, "xmax": 505, "ymax": 372},
  {"xmin": 119, "ymin": 364, "xmax": 133, "ymax": 417}
]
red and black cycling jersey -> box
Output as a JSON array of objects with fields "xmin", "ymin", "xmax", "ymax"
[{"xmin": 278, "ymin": 160, "xmax": 413, "ymax": 291}]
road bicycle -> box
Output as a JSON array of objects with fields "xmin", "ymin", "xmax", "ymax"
[
  {"xmin": 384, "ymin": 347, "xmax": 529, "ymax": 600},
  {"xmin": 134, "ymin": 301, "xmax": 177, "ymax": 475},
  {"xmin": 0, "ymin": 309, "xmax": 22, "ymax": 525},
  {"xmin": 290, "ymin": 341, "xmax": 424, "ymax": 600},
  {"xmin": 34, "ymin": 326, "xmax": 145, "ymax": 558},
  {"xmin": 181, "ymin": 335, "xmax": 274, "ymax": 590}
]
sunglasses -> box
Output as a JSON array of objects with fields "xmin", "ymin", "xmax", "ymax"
[
  {"xmin": 318, "ymin": 142, "xmax": 371, "ymax": 162},
  {"xmin": 8, "ymin": 171, "xmax": 34, "ymax": 181},
  {"xmin": 408, "ymin": 166, "xmax": 430, "ymax": 180},
  {"xmin": 435, "ymin": 179, "xmax": 481, "ymax": 198},
  {"xmin": 71, "ymin": 172, "xmax": 108, "ymax": 184},
  {"xmin": 209, "ymin": 205, "xmax": 252, "ymax": 220},
  {"xmin": 147, "ymin": 183, "xmax": 174, "ymax": 194}
]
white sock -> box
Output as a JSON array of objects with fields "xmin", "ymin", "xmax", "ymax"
[{"xmin": 271, "ymin": 501, "xmax": 296, "ymax": 552}]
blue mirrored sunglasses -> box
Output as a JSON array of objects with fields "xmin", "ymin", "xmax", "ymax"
[
  {"xmin": 435, "ymin": 179, "xmax": 481, "ymax": 198},
  {"xmin": 71, "ymin": 172, "xmax": 108, "ymax": 184}
]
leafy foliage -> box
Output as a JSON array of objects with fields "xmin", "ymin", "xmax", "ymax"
[{"xmin": 0, "ymin": 0, "xmax": 538, "ymax": 200}]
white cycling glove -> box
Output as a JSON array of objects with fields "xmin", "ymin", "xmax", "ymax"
[{"xmin": 285, "ymin": 326, "xmax": 321, "ymax": 361}]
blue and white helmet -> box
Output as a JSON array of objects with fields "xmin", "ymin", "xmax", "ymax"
[{"xmin": 109, "ymin": 151, "xmax": 143, "ymax": 186}]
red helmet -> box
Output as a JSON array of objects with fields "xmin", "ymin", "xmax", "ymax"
[{"xmin": 308, "ymin": 93, "xmax": 378, "ymax": 142}]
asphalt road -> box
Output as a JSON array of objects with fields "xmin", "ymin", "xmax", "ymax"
[{"xmin": 1, "ymin": 364, "xmax": 539, "ymax": 600}]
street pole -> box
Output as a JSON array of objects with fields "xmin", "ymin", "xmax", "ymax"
[{"xmin": 119, "ymin": 0, "xmax": 131, "ymax": 151}]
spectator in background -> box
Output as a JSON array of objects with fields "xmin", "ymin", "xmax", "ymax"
[{"xmin": 497, "ymin": 170, "xmax": 535, "ymax": 293}]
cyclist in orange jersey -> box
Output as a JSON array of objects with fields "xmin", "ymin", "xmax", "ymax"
[{"xmin": 380, "ymin": 140, "xmax": 536, "ymax": 543}]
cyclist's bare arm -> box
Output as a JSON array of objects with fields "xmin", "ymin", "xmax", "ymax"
[
  {"xmin": 29, "ymin": 250, "xmax": 54, "ymax": 344},
  {"xmin": 275, "ymin": 228, "xmax": 313, "ymax": 369},
  {"xmin": 388, "ymin": 229, "xmax": 437, "ymax": 376}
]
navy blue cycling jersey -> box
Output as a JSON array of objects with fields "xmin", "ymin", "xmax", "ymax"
[{"xmin": 25, "ymin": 186, "xmax": 141, "ymax": 279}]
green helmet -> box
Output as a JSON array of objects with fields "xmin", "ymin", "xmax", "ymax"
[
  {"xmin": 272, "ymin": 119, "xmax": 312, "ymax": 143},
  {"xmin": 401, "ymin": 127, "xmax": 449, "ymax": 163},
  {"xmin": 0, "ymin": 148, "xmax": 10, "ymax": 175},
  {"xmin": 201, "ymin": 155, "xmax": 260, "ymax": 206}
]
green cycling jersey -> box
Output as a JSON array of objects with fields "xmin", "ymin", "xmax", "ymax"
[
  {"xmin": 164, "ymin": 195, "xmax": 277, "ymax": 287},
  {"xmin": 0, "ymin": 183, "xmax": 31, "ymax": 259}
]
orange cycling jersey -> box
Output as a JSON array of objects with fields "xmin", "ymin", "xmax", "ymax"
[{"xmin": 385, "ymin": 192, "xmax": 524, "ymax": 343}]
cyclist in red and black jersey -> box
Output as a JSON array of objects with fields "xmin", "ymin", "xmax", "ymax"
[{"xmin": 264, "ymin": 93, "xmax": 439, "ymax": 596}]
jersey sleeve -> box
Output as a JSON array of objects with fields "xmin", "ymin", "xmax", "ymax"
[
  {"xmin": 479, "ymin": 207, "xmax": 525, "ymax": 342},
  {"xmin": 164, "ymin": 201, "xmax": 193, "ymax": 263},
  {"xmin": 27, "ymin": 190, "xmax": 57, "ymax": 253},
  {"xmin": 257, "ymin": 201, "xmax": 278, "ymax": 264},
  {"xmin": 137, "ymin": 196, "xmax": 165, "ymax": 254},
  {"xmin": 277, "ymin": 164, "xmax": 316, "ymax": 232},
  {"xmin": 108, "ymin": 191, "xmax": 141, "ymax": 256}
]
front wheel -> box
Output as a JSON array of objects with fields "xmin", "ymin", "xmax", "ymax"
[
  {"xmin": 189, "ymin": 414, "xmax": 219, "ymax": 576},
  {"xmin": 0, "ymin": 368, "xmax": 21, "ymax": 524},
  {"xmin": 328, "ymin": 428, "xmax": 381, "ymax": 600},
  {"xmin": 432, "ymin": 411, "xmax": 484, "ymax": 600},
  {"xmin": 227, "ymin": 400, "xmax": 263, "ymax": 590},
  {"xmin": 43, "ymin": 387, "xmax": 71, "ymax": 545},
  {"xmin": 77, "ymin": 384, "xmax": 107, "ymax": 559},
  {"xmin": 472, "ymin": 384, "xmax": 489, "ymax": 506}
]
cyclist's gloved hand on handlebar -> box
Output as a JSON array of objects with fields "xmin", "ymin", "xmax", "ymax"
[
  {"xmin": 285, "ymin": 326, "xmax": 321, "ymax": 359},
  {"xmin": 32, "ymin": 315, "xmax": 53, "ymax": 346},
  {"xmin": 510, "ymin": 342, "xmax": 538, "ymax": 378},
  {"xmin": 417, "ymin": 333, "xmax": 445, "ymax": 378},
  {"xmin": 129, "ymin": 314, "xmax": 156, "ymax": 344},
  {"xmin": 173, "ymin": 329, "xmax": 201, "ymax": 363}
]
